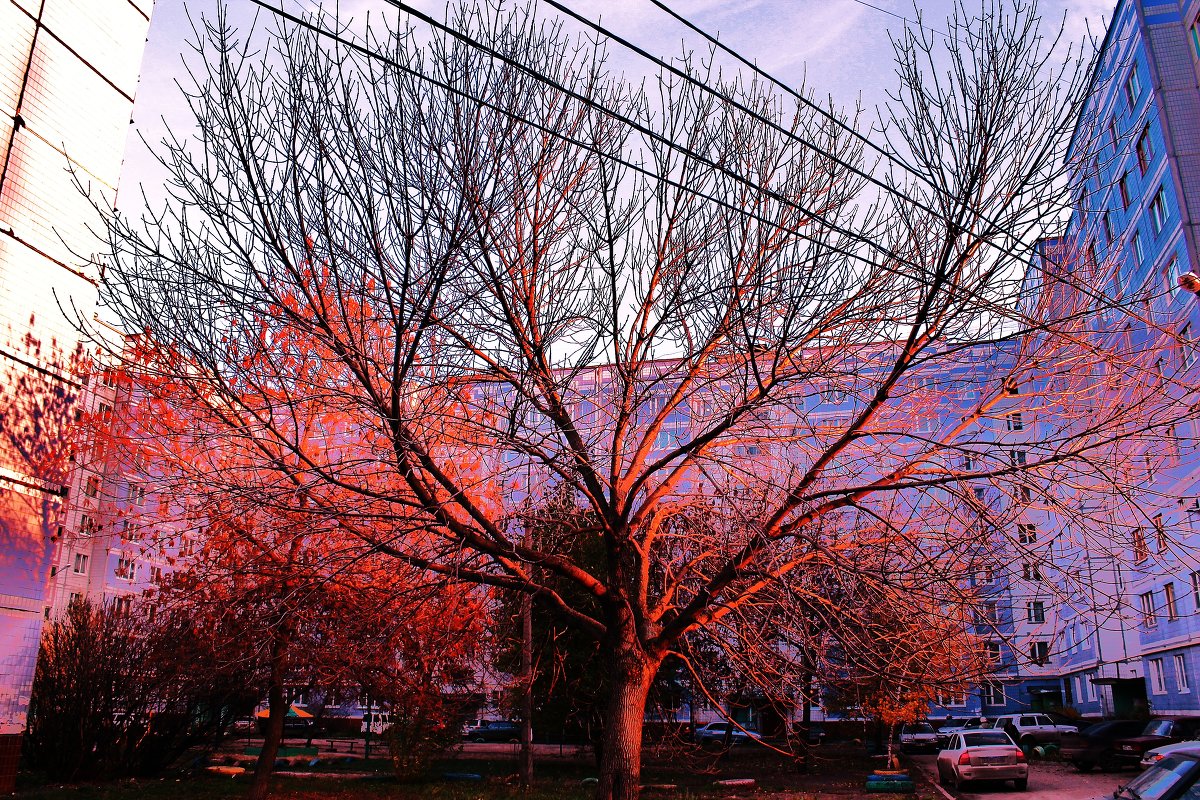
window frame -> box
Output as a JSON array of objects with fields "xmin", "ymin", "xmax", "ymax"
[
  {"xmin": 1150, "ymin": 657, "xmax": 1167, "ymax": 695},
  {"xmin": 1141, "ymin": 591, "xmax": 1158, "ymax": 628},
  {"xmin": 1176, "ymin": 654, "xmax": 1191, "ymax": 693},
  {"xmin": 1150, "ymin": 186, "xmax": 1168, "ymax": 234}
]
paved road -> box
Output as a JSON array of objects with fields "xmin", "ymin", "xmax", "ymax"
[{"xmin": 909, "ymin": 754, "xmax": 1127, "ymax": 800}]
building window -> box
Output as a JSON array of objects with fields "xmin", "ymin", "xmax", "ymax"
[
  {"xmin": 1154, "ymin": 515, "xmax": 1168, "ymax": 552},
  {"xmin": 85, "ymin": 476, "xmax": 100, "ymax": 498},
  {"xmin": 1176, "ymin": 654, "xmax": 1191, "ymax": 693},
  {"xmin": 72, "ymin": 553, "xmax": 88, "ymax": 575},
  {"xmin": 1009, "ymin": 449, "xmax": 1027, "ymax": 467},
  {"xmin": 937, "ymin": 689, "xmax": 968, "ymax": 708},
  {"xmin": 1005, "ymin": 411, "xmax": 1024, "ymax": 431},
  {"xmin": 962, "ymin": 452, "xmax": 976, "ymax": 471},
  {"xmin": 1120, "ymin": 172, "xmax": 1132, "ymax": 209},
  {"xmin": 1193, "ymin": 14, "xmax": 1200, "ymax": 58},
  {"xmin": 69, "ymin": 592, "xmax": 81, "ymax": 606},
  {"xmin": 1019, "ymin": 484, "xmax": 1033, "ymax": 503},
  {"xmin": 79, "ymin": 514, "xmax": 97, "ymax": 536},
  {"xmin": 114, "ymin": 596, "xmax": 132, "ymax": 616},
  {"xmin": 1165, "ymin": 583, "xmax": 1179, "ymax": 621},
  {"xmin": 978, "ymin": 566, "xmax": 996, "ymax": 586},
  {"xmin": 1030, "ymin": 641, "xmax": 1050, "ymax": 665},
  {"xmin": 1141, "ymin": 591, "xmax": 1158, "ymax": 628},
  {"xmin": 1134, "ymin": 528, "xmax": 1150, "ymax": 563},
  {"xmin": 981, "ymin": 681, "xmax": 1005, "ymax": 706},
  {"xmin": 1192, "ymin": 570, "xmax": 1200, "ymax": 611},
  {"xmin": 1086, "ymin": 674, "xmax": 1097, "ymax": 702},
  {"xmin": 117, "ymin": 557, "xmax": 136, "ymax": 581},
  {"xmin": 1017, "ymin": 523, "xmax": 1037, "ymax": 544},
  {"xmin": 1027, "ymin": 601, "xmax": 1046, "ymax": 623},
  {"xmin": 1022, "ymin": 562, "xmax": 1043, "ymax": 581},
  {"xmin": 149, "ymin": 565, "xmax": 163, "ymax": 584},
  {"xmin": 1126, "ymin": 69, "xmax": 1142, "ymax": 108},
  {"xmin": 1103, "ymin": 211, "xmax": 1114, "ymax": 244},
  {"xmin": 1137, "ymin": 126, "xmax": 1155, "ymax": 173},
  {"xmin": 1133, "ymin": 231, "xmax": 1145, "ymax": 264},
  {"xmin": 1150, "ymin": 186, "xmax": 1168, "ymax": 234},
  {"xmin": 1182, "ymin": 324, "xmax": 1195, "ymax": 370},
  {"xmin": 1150, "ymin": 658, "xmax": 1167, "ymax": 694}
]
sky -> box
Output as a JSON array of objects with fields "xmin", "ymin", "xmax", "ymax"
[{"xmin": 118, "ymin": 0, "xmax": 1118, "ymax": 201}]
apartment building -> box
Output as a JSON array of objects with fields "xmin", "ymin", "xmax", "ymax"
[{"xmin": 0, "ymin": 0, "xmax": 153, "ymax": 787}]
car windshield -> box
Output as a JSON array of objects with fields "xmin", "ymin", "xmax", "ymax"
[
  {"xmin": 964, "ymin": 719, "xmax": 987, "ymax": 729},
  {"xmin": 1117, "ymin": 755, "xmax": 1200, "ymax": 800},
  {"xmin": 963, "ymin": 732, "xmax": 1012, "ymax": 747},
  {"xmin": 908, "ymin": 724, "xmax": 935, "ymax": 733},
  {"xmin": 1144, "ymin": 721, "xmax": 1174, "ymax": 737}
]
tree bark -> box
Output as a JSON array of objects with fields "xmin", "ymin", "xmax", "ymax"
[
  {"xmin": 595, "ymin": 639, "xmax": 659, "ymax": 800},
  {"xmin": 249, "ymin": 631, "xmax": 288, "ymax": 800}
]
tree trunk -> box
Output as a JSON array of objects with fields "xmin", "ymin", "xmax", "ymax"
[
  {"xmin": 595, "ymin": 641, "xmax": 659, "ymax": 800},
  {"xmin": 249, "ymin": 632, "xmax": 288, "ymax": 800}
]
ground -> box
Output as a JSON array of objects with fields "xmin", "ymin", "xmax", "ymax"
[{"xmin": 17, "ymin": 738, "xmax": 946, "ymax": 800}]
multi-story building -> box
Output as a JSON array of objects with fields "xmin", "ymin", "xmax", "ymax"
[
  {"xmin": 0, "ymin": 0, "xmax": 153, "ymax": 786},
  {"xmin": 1017, "ymin": 0, "xmax": 1200, "ymax": 720}
]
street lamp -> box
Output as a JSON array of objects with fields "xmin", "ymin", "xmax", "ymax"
[{"xmin": 1177, "ymin": 272, "xmax": 1200, "ymax": 296}]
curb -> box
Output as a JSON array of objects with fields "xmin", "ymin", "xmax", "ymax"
[{"xmin": 904, "ymin": 757, "xmax": 956, "ymax": 800}]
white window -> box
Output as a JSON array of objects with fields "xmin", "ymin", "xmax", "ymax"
[
  {"xmin": 114, "ymin": 596, "xmax": 132, "ymax": 616},
  {"xmin": 962, "ymin": 452, "xmax": 976, "ymax": 471},
  {"xmin": 85, "ymin": 476, "xmax": 100, "ymax": 498},
  {"xmin": 1126, "ymin": 69, "xmax": 1142, "ymax": 108},
  {"xmin": 1133, "ymin": 231, "xmax": 1145, "ymax": 264},
  {"xmin": 978, "ymin": 567, "xmax": 996, "ymax": 586},
  {"xmin": 981, "ymin": 681, "xmax": 1005, "ymax": 706},
  {"xmin": 72, "ymin": 553, "xmax": 88, "ymax": 575},
  {"xmin": 79, "ymin": 514, "xmax": 97, "ymax": 536},
  {"xmin": 937, "ymin": 689, "xmax": 967, "ymax": 708},
  {"xmin": 1192, "ymin": 570, "xmax": 1200, "ymax": 611},
  {"xmin": 1141, "ymin": 591, "xmax": 1158, "ymax": 628},
  {"xmin": 1022, "ymin": 562, "xmax": 1043, "ymax": 581},
  {"xmin": 1027, "ymin": 601, "xmax": 1046, "ymax": 623},
  {"xmin": 984, "ymin": 641, "xmax": 1002, "ymax": 665},
  {"xmin": 1176, "ymin": 654, "xmax": 1191, "ymax": 693},
  {"xmin": 1151, "ymin": 187, "xmax": 1168, "ymax": 234},
  {"xmin": 1086, "ymin": 674, "xmax": 1097, "ymax": 702},
  {"xmin": 1005, "ymin": 411, "xmax": 1024, "ymax": 431},
  {"xmin": 1017, "ymin": 523, "xmax": 1037, "ymax": 544},
  {"xmin": 1030, "ymin": 641, "xmax": 1050, "ymax": 665},
  {"xmin": 117, "ymin": 557, "xmax": 136, "ymax": 581},
  {"xmin": 1150, "ymin": 658, "xmax": 1167, "ymax": 694},
  {"xmin": 1009, "ymin": 449, "xmax": 1027, "ymax": 467},
  {"xmin": 1166, "ymin": 583, "xmax": 1179, "ymax": 621}
]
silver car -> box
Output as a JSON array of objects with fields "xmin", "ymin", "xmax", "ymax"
[{"xmin": 936, "ymin": 729, "xmax": 1028, "ymax": 791}]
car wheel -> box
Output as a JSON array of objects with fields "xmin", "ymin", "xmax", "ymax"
[
  {"xmin": 508, "ymin": 738, "xmax": 519, "ymax": 744},
  {"xmin": 1073, "ymin": 760, "xmax": 1093, "ymax": 772},
  {"xmin": 1014, "ymin": 778, "xmax": 1028, "ymax": 791},
  {"xmin": 937, "ymin": 765, "xmax": 949, "ymax": 786},
  {"xmin": 473, "ymin": 736, "xmax": 486, "ymax": 744}
]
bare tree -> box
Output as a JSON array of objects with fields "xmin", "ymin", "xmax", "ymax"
[{"xmin": 86, "ymin": 2, "xmax": 1199, "ymax": 798}]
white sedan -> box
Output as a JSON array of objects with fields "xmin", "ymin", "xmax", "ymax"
[
  {"xmin": 1140, "ymin": 739, "xmax": 1200, "ymax": 769},
  {"xmin": 936, "ymin": 729, "xmax": 1029, "ymax": 791}
]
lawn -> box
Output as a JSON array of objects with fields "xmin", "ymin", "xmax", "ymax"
[{"xmin": 16, "ymin": 743, "xmax": 938, "ymax": 800}]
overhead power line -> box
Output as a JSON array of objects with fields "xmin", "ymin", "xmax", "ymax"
[{"xmin": 247, "ymin": 0, "xmax": 906, "ymax": 277}]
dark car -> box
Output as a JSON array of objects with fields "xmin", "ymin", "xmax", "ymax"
[
  {"xmin": 693, "ymin": 722, "xmax": 760, "ymax": 746},
  {"xmin": 468, "ymin": 721, "xmax": 521, "ymax": 743},
  {"xmin": 1112, "ymin": 718, "xmax": 1200, "ymax": 767},
  {"xmin": 1105, "ymin": 745, "xmax": 1200, "ymax": 800},
  {"xmin": 1060, "ymin": 719, "xmax": 1149, "ymax": 771}
]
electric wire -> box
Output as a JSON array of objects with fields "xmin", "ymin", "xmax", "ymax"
[{"xmin": 247, "ymin": 0, "xmax": 918, "ymax": 279}]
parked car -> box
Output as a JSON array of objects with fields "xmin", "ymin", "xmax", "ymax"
[
  {"xmin": 462, "ymin": 718, "xmax": 489, "ymax": 736},
  {"xmin": 468, "ymin": 721, "xmax": 522, "ymax": 743},
  {"xmin": 935, "ymin": 729, "xmax": 1028, "ymax": 791},
  {"xmin": 936, "ymin": 717, "xmax": 990, "ymax": 747},
  {"xmin": 1059, "ymin": 719, "xmax": 1149, "ymax": 771},
  {"xmin": 898, "ymin": 722, "xmax": 940, "ymax": 753},
  {"xmin": 985, "ymin": 713, "xmax": 1078, "ymax": 747},
  {"xmin": 693, "ymin": 722, "xmax": 760, "ymax": 746},
  {"xmin": 1105, "ymin": 745, "xmax": 1200, "ymax": 800},
  {"xmin": 1112, "ymin": 718, "xmax": 1200, "ymax": 768},
  {"xmin": 1142, "ymin": 739, "xmax": 1200, "ymax": 770}
]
